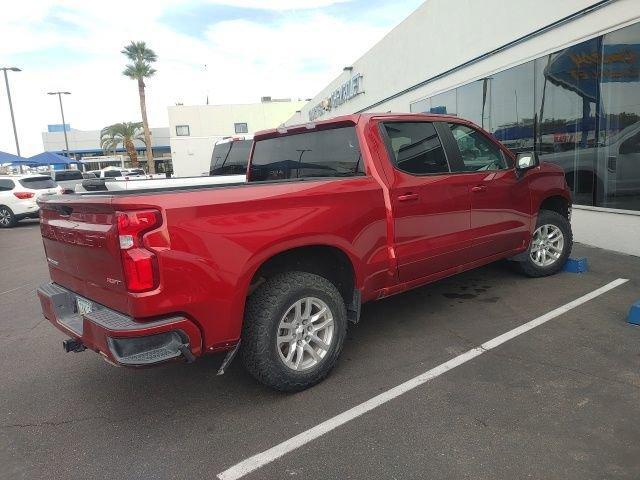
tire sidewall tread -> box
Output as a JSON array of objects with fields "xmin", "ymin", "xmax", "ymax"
[
  {"xmin": 241, "ymin": 271, "xmax": 347, "ymax": 392},
  {"xmin": 518, "ymin": 209, "xmax": 573, "ymax": 277}
]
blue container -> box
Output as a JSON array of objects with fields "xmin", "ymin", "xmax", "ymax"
[
  {"xmin": 628, "ymin": 301, "xmax": 640, "ymax": 326},
  {"xmin": 563, "ymin": 257, "xmax": 589, "ymax": 273}
]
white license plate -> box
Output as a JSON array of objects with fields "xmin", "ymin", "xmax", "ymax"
[{"xmin": 76, "ymin": 297, "xmax": 93, "ymax": 315}]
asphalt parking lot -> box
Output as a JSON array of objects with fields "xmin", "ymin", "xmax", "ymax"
[{"xmin": 1, "ymin": 219, "xmax": 639, "ymax": 480}]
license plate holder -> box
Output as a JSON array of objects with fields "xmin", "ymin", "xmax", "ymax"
[{"xmin": 76, "ymin": 297, "xmax": 93, "ymax": 316}]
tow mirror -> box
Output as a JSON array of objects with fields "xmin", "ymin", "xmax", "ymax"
[{"xmin": 516, "ymin": 151, "xmax": 539, "ymax": 171}]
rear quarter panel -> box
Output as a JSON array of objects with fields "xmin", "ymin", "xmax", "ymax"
[{"xmin": 112, "ymin": 178, "xmax": 389, "ymax": 350}]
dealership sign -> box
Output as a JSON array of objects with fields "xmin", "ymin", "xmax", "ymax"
[{"xmin": 309, "ymin": 74, "xmax": 363, "ymax": 121}]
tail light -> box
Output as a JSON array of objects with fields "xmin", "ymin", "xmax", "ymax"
[
  {"xmin": 14, "ymin": 191, "xmax": 34, "ymax": 199},
  {"xmin": 116, "ymin": 210, "xmax": 162, "ymax": 292}
]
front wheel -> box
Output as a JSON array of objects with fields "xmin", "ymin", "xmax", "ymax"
[
  {"xmin": 241, "ymin": 271, "xmax": 347, "ymax": 392},
  {"xmin": 516, "ymin": 209, "xmax": 573, "ymax": 277}
]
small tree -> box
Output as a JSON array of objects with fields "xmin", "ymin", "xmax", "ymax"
[
  {"xmin": 100, "ymin": 122, "xmax": 145, "ymax": 167},
  {"xmin": 122, "ymin": 41, "xmax": 157, "ymax": 174}
]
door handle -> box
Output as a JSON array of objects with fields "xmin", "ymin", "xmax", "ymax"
[
  {"xmin": 397, "ymin": 193, "xmax": 419, "ymax": 202},
  {"xmin": 471, "ymin": 185, "xmax": 487, "ymax": 193}
]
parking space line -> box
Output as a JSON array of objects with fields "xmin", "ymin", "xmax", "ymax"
[
  {"xmin": 217, "ymin": 278, "xmax": 629, "ymax": 480},
  {"xmin": 0, "ymin": 282, "xmax": 34, "ymax": 297}
]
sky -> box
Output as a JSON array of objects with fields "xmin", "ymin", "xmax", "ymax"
[{"xmin": 0, "ymin": 0, "xmax": 424, "ymax": 156}]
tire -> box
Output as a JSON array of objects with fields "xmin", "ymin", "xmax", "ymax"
[
  {"xmin": 0, "ymin": 206, "xmax": 17, "ymax": 228},
  {"xmin": 241, "ymin": 271, "xmax": 348, "ymax": 392},
  {"xmin": 516, "ymin": 209, "xmax": 573, "ymax": 277}
]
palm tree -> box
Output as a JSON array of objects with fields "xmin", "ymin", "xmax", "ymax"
[
  {"xmin": 100, "ymin": 122, "xmax": 145, "ymax": 167},
  {"xmin": 122, "ymin": 41, "xmax": 157, "ymax": 174}
]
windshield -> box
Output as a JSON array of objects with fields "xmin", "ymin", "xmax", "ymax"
[
  {"xmin": 19, "ymin": 177, "xmax": 57, "ymax": 189},
  {"xmin": 210, "ymin": 140, "xmax": 251, "ymax": 176}
]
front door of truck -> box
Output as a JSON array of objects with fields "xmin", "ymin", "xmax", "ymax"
[
  {"xmin": 380, "ymin": 121, "xmax": 474, "ymax": 282},
  {"xmin": 441, "ymin": 122, "xmax": 531, "ymax": 260}
]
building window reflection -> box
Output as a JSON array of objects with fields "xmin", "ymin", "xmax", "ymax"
[{"xmin": 408, "ymin": 21, "xmax": 640, "ymax": 212}]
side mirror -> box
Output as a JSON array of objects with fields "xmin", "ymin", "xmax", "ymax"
[{"xmin": 516, "ymin": 152, "xmax": 539, "ymax": 171}]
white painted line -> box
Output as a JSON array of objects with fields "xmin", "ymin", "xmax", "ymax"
[
  {"xmin": 218, "ymin": 278, "xmax": 629, "ymax": 480},
  {"xmin": 0, "ymin": 282, "xmax": 33, "ymax": 297}
]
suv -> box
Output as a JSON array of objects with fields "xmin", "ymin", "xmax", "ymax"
[{"xmin": 0, "ymin": 174, "xmax": 58, "ymax": 227}]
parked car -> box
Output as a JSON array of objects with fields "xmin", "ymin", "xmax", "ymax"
[
  {"xmin": 36, "ymin": 113, "xmax": 572, "ymax": 391},
  {"xmin": 47, "ymin": 169, "xmax": 85, "ymax": 193},
  {"xmin": 124, "ymin": 168, "xmax": 146, "ymax": 177},
  {"xmin": 82, "ymin": 172, "xmax": 97, "ymax": 179},
  {"xmin": 0, "ymin": 174, "xmax": 58, "ymax": 227}
]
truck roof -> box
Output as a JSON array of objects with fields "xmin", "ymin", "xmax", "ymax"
[{"xmin": 254, "ymin": 112, "xmax": 467, "ymax": 140}]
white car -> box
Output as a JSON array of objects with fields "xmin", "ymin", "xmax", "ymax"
[{"xmin": 0, "ymin": 174, "xmax": 58, "ymax": 228}]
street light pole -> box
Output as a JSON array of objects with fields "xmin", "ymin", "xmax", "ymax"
[
  {"xmin": 1, "ymin": 67, "xmax": 22, "ymax": 156},
  {"xmin": 47, "ymin": 91, "xmax": 71, "ymax": 156}
]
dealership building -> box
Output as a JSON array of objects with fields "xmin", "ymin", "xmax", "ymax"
[{"xmin": 286, "ymin": 0, "xmax": 640, "ymax": 256}]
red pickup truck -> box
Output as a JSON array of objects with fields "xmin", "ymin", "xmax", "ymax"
[{"xmin": 37, "ymin": 113, "xmax": 572, "ymax": 391}]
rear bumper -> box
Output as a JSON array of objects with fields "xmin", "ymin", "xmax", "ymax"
[
  {"xmin": 15, "ymin": 209, "xmax": 39, "ymax": 220},
  {"xmin": 37, "ymin": 282, "xmax": 202, "ymax": 366},
  {"xmin": 12, "ymin": 200, "xmax": 39, "ymax": 217}
]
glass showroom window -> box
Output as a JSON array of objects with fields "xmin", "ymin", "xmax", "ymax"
[
  {"xmin": 535, "ymin": 36, "xmax": 602, "ymax": 207},
  {"xmin": 176, "ymin": 125, "xmax": 190, "ymax": 136},
  {"xmin": 598, "ymin": 22, "xmax": 640, "ymax": 211},
  {"xmin": 409, "ymin": 98, "xmax": 431, "ymax": 113},
  {"xmin": 456, "ymin": 81, "xmax": 487, "ymax": 130},
  {"xmin": 429, "ymin": 89, "xmax": 457, "ymax": 115},
  {"xmin": 234, "ymin": 123, "xmax": 248, "ymax": 134},
  {"xmin": 489, "ymin": 61, "xmax": 534, "ymax": 155}
]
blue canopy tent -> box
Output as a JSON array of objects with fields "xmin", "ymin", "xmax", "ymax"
[
  {"xmin": 29, "ymin": 151, "xmax": 79, "ymax": 168},
  {"xmin": 29, "ymin": 152, "xmax": 80, "ymax": 165},
  {"xmin": 0, "ymin": 150, "xmax": 27, "ymax": 165}
]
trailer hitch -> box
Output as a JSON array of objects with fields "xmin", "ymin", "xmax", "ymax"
[{"xmin": 63, "ymin": 338, "xmax": 86, "ymax": 353}]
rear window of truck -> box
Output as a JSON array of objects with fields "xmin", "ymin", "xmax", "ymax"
[
  {"xmin": 249, "ymin": 126, "xmax": 363, "ymax": 182},
  {"xmin": 55, "ymin": 170, "xmax": 83, "ymax": 181},
  {"xmin": 19, "ymin": 177, "xmax": 57, "ymax": 189},
  {"xmin": 210, "ymin": 140, "xmax": 251, "ymax": 176}
]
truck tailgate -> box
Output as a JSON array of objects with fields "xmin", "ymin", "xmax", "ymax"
[{"xmin": 38, "ymin": 195, "xmax": 131, "ymax": 312}]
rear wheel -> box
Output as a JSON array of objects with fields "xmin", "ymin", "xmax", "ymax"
[
  {"xmin": 241, "ymin": 271, "xmax": 347, "ymax": 392},
  {"xmin": 0, "ymin": 206, "xmax": 16, "ymax": 228},
  {"xmin": 516, "ymin": 209, "xmax": 572, "ymax": 277}
]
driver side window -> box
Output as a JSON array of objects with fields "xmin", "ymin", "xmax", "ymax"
[{"xmin": 448, "ymin": 123, "xmax": 507, "ymax": 171}]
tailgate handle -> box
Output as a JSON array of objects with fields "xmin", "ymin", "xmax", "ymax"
[{"xmin": 52, "ymin": 205, "xmax": 73, "ymax": 217}]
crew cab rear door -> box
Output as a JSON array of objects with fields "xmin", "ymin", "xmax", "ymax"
[
  {"xmin": 439, "ymin": 121, "xmax": 531, "ymax": 259},
  {"xmin": 380, "ymin": 121, "xmax": 474, "ymax": 282}
]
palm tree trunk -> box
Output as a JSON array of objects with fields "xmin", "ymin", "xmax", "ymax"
[
  {"xmin": 125, "ymin": 139, "xmax": 139, "ymax": 167},
  {"xmin": 138, "ymin": 77, "xmax": 155, "ymax": 174}
]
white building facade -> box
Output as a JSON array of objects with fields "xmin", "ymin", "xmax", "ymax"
[
  {"xmin": 287, "ymin": 0, "xmax": 640, "ymax": 256},
  {"xmin": 168, "ymin": 98, "xmax": 305, "ymax": 177}
]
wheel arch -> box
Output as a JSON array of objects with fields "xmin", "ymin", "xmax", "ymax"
[
  {"xmin": 247, "ymin": 243, "xmax": 358, "ymax": 307},
  {"xmin": 539, "ymin": 195, "xmax": 571, "ymax": 219}
]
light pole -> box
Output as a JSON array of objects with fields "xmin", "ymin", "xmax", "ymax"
[
  {"xmin": 1, "ymin": 67, "xmax": 21, "ymax": 156},
  {"xmin": 47, "ymin": 91, "xmax": 71, "ymax": 156}
]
